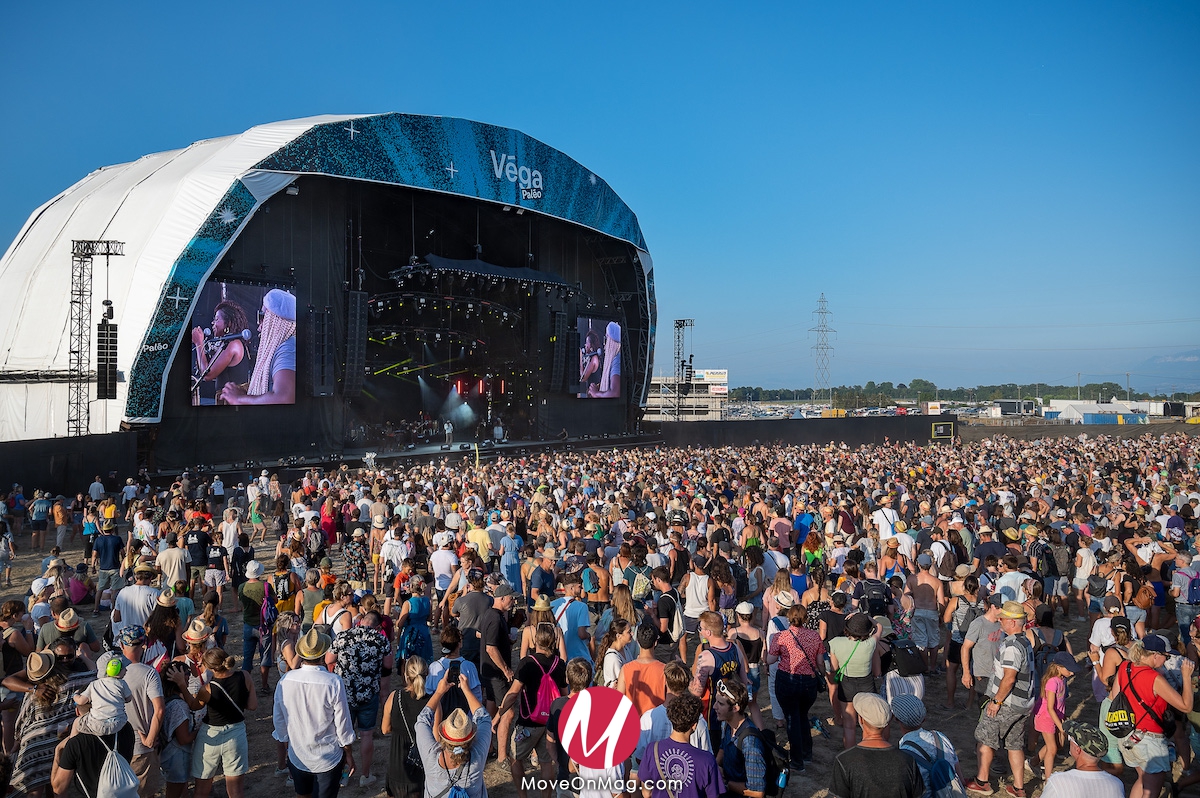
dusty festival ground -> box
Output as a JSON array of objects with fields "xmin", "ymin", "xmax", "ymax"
[{"xmin": 7, "ymin": 535, "xmax": 1180, "ymax": 798}]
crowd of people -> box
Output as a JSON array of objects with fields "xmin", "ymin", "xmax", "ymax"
[{"xmin": 0, "ymin": 431, "xmax": 1196, "ymax": 798}]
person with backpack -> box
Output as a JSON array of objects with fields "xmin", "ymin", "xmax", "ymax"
[
  {"xmin": 1040, "ymin": 721, "xmax": 1124, "ymax": 798},
  {"xmin": 651, "ymin": 567, "xmax": 688, "ymax": 663},
  {"xmin": 890, "ymin": 694, "xmax": 963, "ymax": 798},
  {"xmin": 765, "ymin": 603, "xmax": 825, "ymax": 771},
  {"xmin": 943, "ymin": 575, "xmax": 987, "ymax": 710},
  {"xmin": 50, "ymin": 688, "xmax": 138, "ymax": 798},
  {"xmin": 497, "ymin": 623, "xmax": 567, "ymax": 798},
  {"xmin": 1108, "ymin": 636, "xmax": 1194, "ymax": 798},
  {"xmin": 549, "ymin": 572, "xmax": 593, "ymax": 665},
  {"xmin": 1044, "ymin": 530, "xmax": 1074, "ymax": 620},
  {"xmin": 712, "ymin": 678, "xmax": 775, "ymax": 798},
  {"xmin": 1169, "ymin": 549, "xmax": 1200, "ymax": 646}
]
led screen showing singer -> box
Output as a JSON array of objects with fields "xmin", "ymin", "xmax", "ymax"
[
  {"xmin": 577, "ymin": 318, "xmax": 621, "ymax": 399},
  {"xmin": 189, "ymin": 282, "xmax": 296, "ymax": 406}
]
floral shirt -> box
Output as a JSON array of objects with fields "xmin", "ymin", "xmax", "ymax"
[
  {"xmin": 343, "ymin": 539, "xmax": 370, "ymax": 583},
  {"xmin": 331, "ymin": 625, "xmax": 389, "ymax": 706}
]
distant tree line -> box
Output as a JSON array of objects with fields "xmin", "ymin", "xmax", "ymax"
[{"xmin": 729, "ymin": 380, "xmax": 1199, "ymax": 404}]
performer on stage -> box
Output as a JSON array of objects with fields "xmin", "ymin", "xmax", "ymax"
[
  {"xmin": 220, "ymin": 288, "xmax": 296, "ymax": 405},
  {"xmin": 191, "ymin": 300, "xmax": 251, "ymax": 405},
  {"xmin": 588, "ymin": 321, "xmax": 622, "ymax": 398},
  {"xmin": 578, "ymin": 329, "xmax": 602, "ymax": 398}
]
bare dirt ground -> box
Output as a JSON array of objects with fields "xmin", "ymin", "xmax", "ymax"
[{"xmin": 6, "ymin": 538, "xmax": 1171, "ymax": 798}]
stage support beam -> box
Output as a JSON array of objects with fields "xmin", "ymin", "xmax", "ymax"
[{"xmin": 68, "ymin": 240, "xmax": 123, "ymax": 436}]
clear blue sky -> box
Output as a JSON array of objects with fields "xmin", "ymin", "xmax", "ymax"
[{"xmin": 2, "ymin": 1, "xmax": 1198, "ymax": 392}]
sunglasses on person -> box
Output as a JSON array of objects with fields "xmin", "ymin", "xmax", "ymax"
[{"xmin": 716, "ymin": 680, "xmax": 737, "ymax": 704}]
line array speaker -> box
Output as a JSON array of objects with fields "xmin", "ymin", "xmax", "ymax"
[
  {"xmin": 96, "ymin": 320, "xmax": 118, "ymax": 400},
  {"xmin": 308, "ymin": 308, "xmax": 336, "ymax": 397},
  {"xmin": 549, "ymin": 311, "xmax": 567, "ymax": 391},
  {"xmin": 344, "ymin": 291, "xmax": 367, "ymax": 396}
]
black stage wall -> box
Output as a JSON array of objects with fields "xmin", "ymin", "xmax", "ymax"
[
  {"xmin": 0, "ymin": 432, "xmax": 138, "ymax": 497},
  {"xmin": 656, "ymin": 415, "xmax": 958, "ymax": 448}
]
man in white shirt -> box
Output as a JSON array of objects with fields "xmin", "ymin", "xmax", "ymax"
[
  {"xmin": 428, "ymin": 539, "xmax": 459, "ymax": 600},
  {"xmin": 112, "ymin": 565, "xmax": 161, "ymax": 636},
  {"xmin": 1040, "ymin": 721, "xmax": 1125, "ymax": 798},
  {"xmin": 871, "ymin": 494, "xmax": 900, "ymax": 540},
  {"xmin": 274, "ymin": 629, "xmax": 357, "ymax": 797},
  {"xmin": 88, "ymin": 476, "xmax": 106, "ymax": 502}
]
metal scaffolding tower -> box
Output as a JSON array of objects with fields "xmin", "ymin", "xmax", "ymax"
[
  {"xmin": 672, "ymin": 319, "xmax": 694, "ymax": 421},
  {"xmin": 68, "ymin": 240, "xmax": 124, "ymax": 436},
  {"xmin": 809, "ymin": 294, "xmax": 834, "ymax": 405}
]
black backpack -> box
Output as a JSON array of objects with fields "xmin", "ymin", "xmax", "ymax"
[
  {"xmin": 862, "ymin": 579, "xmax": 889, "ymax": 617},
  {"xmin": 734, "ymin": 723, "xmax": 789, "ymax": 797},
  {"xmin": 730, "ymin": 561, "xmax": 750, "ymax": 600},
  {"xmin": 889, "ymin": 637, "xmax": 928, "ymax": 677},
  {"xmin": 1087, "ymin": 574, "xmax": 1108, "ymax": 597}
]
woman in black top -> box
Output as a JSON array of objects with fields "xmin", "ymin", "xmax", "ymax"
[
  {"xmin": 382, "ymin": 655, "xmax": 429, "ymax": 798},
  {"xmin": 185, "ymin": 648, "xmax": 257, "ymax": 798}
]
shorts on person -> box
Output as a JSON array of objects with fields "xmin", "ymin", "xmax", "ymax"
[
  {"xmin": 1073, "ymin": 577, "xmax": 1090, "ymax": 592},
  {"xmin": 911, "ymin": 608, "xmax": 940, "ymax": 650},
  {"xmin": 975, "ymin": 704, "xmax": 1029, "ymax": 751},
  {"xmin": 161, "ymin": 740, "xmax": 194, "ymax": 784},
  {"xmin": 349, "ymin": 700, "xmax": 379, "ymax": 731},
  {"xmin": 512, "ymin": 723, "xmax": 550, "ymax": 762},
  {"xmin": 483, "ymin": 675, "xmax": 510, "ymax": 705},
  {"xmin": 836, "ymin": 674, "xmax": 877, "ymax": 703},
  {"xmin": 190, "ymin": 566, "xmax": 206, "ymax": 583},
  {"xmin": 96, "ymin": 568, "xmax": 122, "ymax": 592},
  {"xmin": 192, "ymin": 721, "xmax": 248, "ymax": 778},
  {"xmin": 1121, "ymin": 730, "xmax": 1171, "ymax": 773},
  {"xmin": 203, "ymin": 569, "xmax": 228, "ymax": 588},
  {"xmin": 1044, "ymin": 576, "xmax": 1070, "ymax": 597},
  {"xmin": 1125, "ymin": 604, "xmax": 1147, "ymax": 627}
]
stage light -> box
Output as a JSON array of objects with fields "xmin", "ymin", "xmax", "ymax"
[
  {"xmin": 502, "ymin": 206, "xmax": 511, "ymax": 212},
  {"xmin": 516, "ymin": 208, "xmax": 525, "ymax": 215},
  {"xmin": 286, "ymin": 184, "xmax": 299, "ymax": 196}
]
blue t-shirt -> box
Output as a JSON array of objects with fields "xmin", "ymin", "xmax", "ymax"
[
  {"xmin": 30, "ymin": 499, "xmax": 51, "ymax": 522},
  {"xmin": 530, "ymin": 566, "xmax": 556, "ymax": 599},
  {"xmin": 93, "ymin": 534, "xmax": 123, "ymax": 571},
  {"xmin": 268, "ymin": 336, "xmax": 296, "ymax": 393},
  {"xmin": 792, "ymin": 512, "xmax": 814, "ymax": 546},
  {"xmin": 551, "ymin": 597, "xmax": 593, "ymax": 664}
]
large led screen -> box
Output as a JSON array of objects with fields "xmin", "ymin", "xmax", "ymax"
[
  {"xmin": 577, "ymin": 317, "xmax": 621, "ymax": 399},
  {"xmin": 189, "ymin": 282, "xmax": 296, "ymax": 406}
]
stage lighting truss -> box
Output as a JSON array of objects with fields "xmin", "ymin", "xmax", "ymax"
[{"xmin": 368, "ymin": 291, "xmax": 523, "ymax": 327}]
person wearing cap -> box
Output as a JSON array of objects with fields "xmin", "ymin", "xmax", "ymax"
[
  {"xmin": 416, "ymin": 666, "xmax": 492, "ymax": 798},
  {"xmin": 91, "ymin": 518, "xmax": 125, "ymax": 616},
  {"xmin": 1039, "ymin": 720, "xmax": 1124, "ymax": 798},
  {"xmin": 966, "ymin": 601, "xmax": 1037, "ymax": 797},
  {"xmin": 109, "ymin": 560, "xmax": 160, "ymax": 634},
  {"xmin": 892, "ymin": 693, "xmax": 964, "ymax": 798},
  {"xmin": 1109, "ymin": 635, "xmax": 1195, "ymax": 796},
  {"xmin": 111, "ymin": 624, "xmax": 170, "ymax": 798},
  {"xmin": 829, "ymin": 691, "xmax": 924, "ymax": 798},
  {"xmin": 273, "ymin": 628, "xmax": 356, "ymax": 798},
  {"xmin": 1031, "ymin": 651, "xmax": 1085, "ymax": 781},
  {"xmin": 220, "ymin": 288, "xmax": 296, "ymax": 405},
  {"xmin": 550, "ymin": 571, "xmax": 593, "ymax": 664}
]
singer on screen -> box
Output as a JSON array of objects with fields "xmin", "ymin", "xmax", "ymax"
[
  {"xmin": 220, "ymin": 288, "xmax": 296, "ymax": 405},
  {"xmin": 578, "ymin": 329, "xmax": 602, "ymax": 398},
  {"xmin": 190, "ymin": 300, "xmax": 251, "ymax": 405},
  {"xmin": 588, "ymin": 321, "xmax": 621, "ymax": 398}
]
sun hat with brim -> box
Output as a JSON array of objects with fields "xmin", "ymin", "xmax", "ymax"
[
  {"xmin": 26, "ymin": 651, "xmax": 55, "ymax": 682},
  {"xmin": 438, "ymin": 708, "xmax": 477, "ymax": 748},
  {"xmin": 531, "ymin": 595, "xmax": 552, "ymax": 613},
  {"xmin": 1002, "ymin": 527, "xmax": 1020, "ymax": 542},
  {"xmin": 134, "ymin": 563, "xmax": 157, "ymax": 576},
  {"xmin": 54, "ymin": 608, "xmax": 79, "ymax": 632},
  {"xmin": 372, "ymin": 514, "xmax": 388, "ymax": 530},
  {"xmin": 182, "ymin": 619, "xmax": 213, "ymax": 644},
  {"xmin": 157, "ymin": 588, "xmax": 178, "ymax": 607},
  {"xmin": 775, "ymin": 591, "xmax": 795, "ymax": 610},
  {"xmin": 296, "ymin": 628, "xmax": 332, "ymax": 660},
  {"xmin": 999, "ymin": 601, "xmax": 1027, "ymax": 620},
  {"xmin": 886, "ymin": 538, "xmax": 900, "ymax": 549},
  {"xmin": 116, "ymin": 625, "xmax": 147, "ymax": 648},
  {"xmin": 245, "ymin": 561, "xmax": 265, "ymax": 579}
]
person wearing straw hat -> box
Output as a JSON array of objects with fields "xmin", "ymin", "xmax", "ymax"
[
  {"xmin": 273, "ymin": 629, "xmax": 356, "ymax": 798},
  {"xmin": 965, "ymin": 601, "xmax": 1036, "ymax": 797},
  {"xmin": 7, "ymin": 649, "xmax": 97, "ymax": 795},
  {"xmin": 414, "ymin": 667, "xmax": 492, "ymax": 798}
]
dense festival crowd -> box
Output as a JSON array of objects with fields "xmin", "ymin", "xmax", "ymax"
[{"xmin": 0, "ymin": 432, "xmax": 1197, "ymax": 798}]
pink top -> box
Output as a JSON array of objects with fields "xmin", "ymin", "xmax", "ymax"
[{"xmin": 1033, "ymin": 675, "xmax": 1066, "ymax": 730}]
